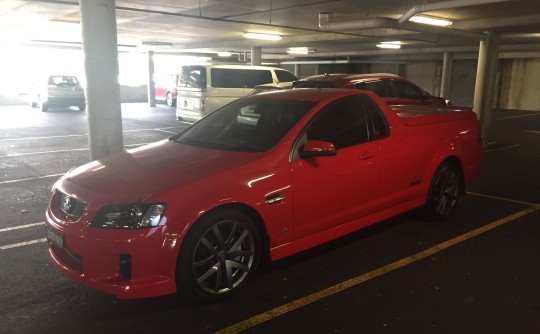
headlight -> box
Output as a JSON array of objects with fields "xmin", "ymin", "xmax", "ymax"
[{"xmin": 91, "ymin": 203, "xmax": 166, "ymax": 229}]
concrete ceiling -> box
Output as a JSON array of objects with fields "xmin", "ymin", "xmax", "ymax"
[{"xmin": 1, "ymin": 0, "xmax": 540, "ymax": 63}]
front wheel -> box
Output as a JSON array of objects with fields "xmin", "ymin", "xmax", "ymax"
[
  {"xmin": 176, "ymin": 209, "xmax": 261, "ymax": 301},
  {"xmin": 166, "ymin": 92, "xmax": 176, "ymax": 107},
  {"xmin": 421, "ymin": 161, "xmax": 461, "ymax": 221}
]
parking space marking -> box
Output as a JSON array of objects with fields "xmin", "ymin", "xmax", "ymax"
[
  {"xmin": 0, "ymin": 222, "xmax": 44, "ymax": 233},
  {"xmin": 0, "ymin": 238, "xmax": 47, "ymax": 250},
  {"xmin": 216, "ymin": 204, "xmax": 540, "ymax": 334},
  {"xmin": 0, "ymin": 127, "xmax": 181, "ymax": 142},
  {"xmin": 2, "ymin": 148, "xmax": 88, "ymax": 158},
  {"xmin": 497, "ymin": 113, "xmax": 540, "ymax": 120},
  {"xmin": 467, "ymin": 191, "xmax": 537, "ymax": 206},
  {"xmin": 0, "ymin": 173, "xmax": 63, "ymax": 185}
]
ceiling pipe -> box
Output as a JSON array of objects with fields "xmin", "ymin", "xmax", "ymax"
[
  {"xmin": 318, "ymin": 13, "xmax": 486, "ymax": 40},
  {"xmin": 398, "ymin": 0, "xmax": 511, "ymax": 24}
]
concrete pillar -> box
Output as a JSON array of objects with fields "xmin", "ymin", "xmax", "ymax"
[
  {"xmin": 294, "ymin": 64, "xmax": 301, "ymax": 78},
  {"xmin": 440, "ymin": 52, "xmax": 453, "ymax": 98},
  {"xmin": 251, "ymin": 47, "xmax": 261, "ymax": 66},
  {"xmin": 80, "ymin": 0, "xmax": 123, "ymax": 161},
  {"xmin": 473, "ymin": 31, "xmax": 501, "ymax": 147},
  {"xmin": 147, "ymin": 51, "xmax": 156, "ymax": 107}
]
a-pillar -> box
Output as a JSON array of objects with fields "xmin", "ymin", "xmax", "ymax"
[
  {"xmin": 147, "ymin": 50, "xmax": 156, "ymax": 107},
  {"xmin": 79, "ymin": 0, "xmax": 123, "ymax": 161},
  {"xmin": 251, "ymin": 47, "xmax": 261, "ymax": 66},
  {"xmin": 440, "ymin": 52, "xmax": 453, "ymax": 99},
  {"xmin": 294, "ymin": 64, "xmax": 301, "ymax": 78},
  {"xmin": 473, "ymin": 31, "xmax": 501, "ymax": 148}
]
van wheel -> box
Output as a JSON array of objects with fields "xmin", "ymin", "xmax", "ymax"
[
  {"xmin": 78, "ymin": 104, "xmax": 86, "ymax": 111},
  {"xmin": 421, "ymin": 161, "xmax": 460, "ymax": 221},
  {"xmin": 41, "ymin": 103, "xmax": 49, "ymax": 112},
  {"xmin": 31, "ymin": 102, "xmax": 38, "ymax": 108},
  {"xmin": 166, "ymin": 92, "xmax": 176, "ymax": 107},
  {"xmin": 176, "ymin": 209, "xmax": 260, "ymax": 301}
]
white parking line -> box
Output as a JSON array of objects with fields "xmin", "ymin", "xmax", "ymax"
[
  {"xmin": 0, "ymin": 238, "xmax": 47, "ymax": 250},
  {"xmin": 496, "ymin": 113, "xmax": 540, "ymax": 120},
  {"xmin": 1, "ymin": 148, "xmax": 88, "ymax": 158},
  {"xmin": 0, "ymin": 127, "xmax": 181, "ymax": 142},
  {"xmin": 0, "ymin": 222, "xmax": 45, "ymax": 233},
  {"xmin": 0, "ymin": 173, "xmax": 64, "ymax": 185}
]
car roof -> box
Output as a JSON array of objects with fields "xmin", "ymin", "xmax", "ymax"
[
  {"xmin": 244, "ymin": 87, "xmax": 364, "ymax": 102},
  {"xmin": 303, "ymin": 73, "xmax": 400, "ymax": 81}
]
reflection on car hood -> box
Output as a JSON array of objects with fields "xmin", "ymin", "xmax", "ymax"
[{"xmin": 63, "ymin": 139, "xmax": 261, "ymax": 199}]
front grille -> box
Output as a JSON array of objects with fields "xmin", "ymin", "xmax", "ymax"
[{"xmin": 58, "ymin": 191, "xmax": 87, "ymax": 220}]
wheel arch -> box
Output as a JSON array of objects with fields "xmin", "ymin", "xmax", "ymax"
[{"xmin": 184, "ymin": 202, "xmax": 271, "ymax": 266}]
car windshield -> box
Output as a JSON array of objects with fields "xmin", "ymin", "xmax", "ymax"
[{"xmin": 171, "ymin": 98, "xmax": 315, "ymax": 152}]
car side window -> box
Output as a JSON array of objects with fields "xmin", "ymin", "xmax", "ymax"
[
  {"xmin": 355, "ymin": 79, "xmax": 393, "ymax": 97},
  {"xmin": 392, "ymin": 79, "xmax": 424, "ymax": 99},
  {"xmin": 305, "ymin": 95, "xmax": 370, "ymax": 150}
]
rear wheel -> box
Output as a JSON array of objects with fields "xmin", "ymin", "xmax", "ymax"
[
  {"xmin": 41, "ymin": 103, "xmax": 48, "ymax": 112},
  {"xmin": 166, "ymin": 92, "xmax": 176, "ymax": 107},
  {"xmin": 421, "ymin": 161, "xmax": 460, "ymax": 221},
  {"xmin": 78, "ymin": 103, "xmax": 86, "ymax": 111},
  {"xmin": 176, "ymin": 209, "xmax": 260, "ymax": 301}
]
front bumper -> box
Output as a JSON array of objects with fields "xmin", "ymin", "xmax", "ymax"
[{"xmin": 45, "ymin": 204, "xmax": 180, "ymax": 299}]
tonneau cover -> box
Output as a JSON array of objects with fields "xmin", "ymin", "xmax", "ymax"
[{"xmin": 391, "ymin": 105, "xmax": 476, "ymax": 126}]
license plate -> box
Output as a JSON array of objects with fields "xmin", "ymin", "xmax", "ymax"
[{"xmin": 46, "ymin": 228, "xmax": 64, "ymax": 249}]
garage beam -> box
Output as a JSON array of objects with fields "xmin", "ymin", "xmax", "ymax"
[{"xmin": 80, "ymin": 0, "xmax": 124, "ymax": 161}]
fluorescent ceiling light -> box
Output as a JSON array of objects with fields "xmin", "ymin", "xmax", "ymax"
[
  {"xmin": 376, "ymin": 42, "xmax": 401, "ymax": 49},
  {"xmin": 409, "ymin": 15, "xmax": 452, "ymax": 27},
  {"xmin": 243, "ymin": 32, "xmax": 282, "ymax": 41},
  {"xmin": 217, "ymin": 51, "xmax": 232, "ymax": 57},
  {"xmin": 287, "ymin": 47, "xmax": 312, "ymax": 55}
]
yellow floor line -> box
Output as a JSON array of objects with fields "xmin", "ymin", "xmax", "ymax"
[{"xmin": 216, "ymin": 204, "xmax": 540, "ymax": 334}]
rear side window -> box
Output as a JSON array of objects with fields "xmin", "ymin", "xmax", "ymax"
[
  {"xmin": 179, "ymin": 66, "xmax": 206, "ymax": 88},
  {"xmin": 275, "ymin": 70, "xmax": 298, "ymax": 83},
  {"xmin": 211, "ymin": 69, "xmax": 273, "ymax": 88},
  {"xmin": 392, "ymin": 79, "xmax": 424, "ymax": 99},
  {"xmin": 355, "ymin": 79, "xmax": 392, "ymax": 97},
  {"xmin": 293, "ymin": 81, "xmax": 337, "ymax": 88}
]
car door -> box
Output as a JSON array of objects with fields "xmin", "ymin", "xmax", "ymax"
[{"xmin": 289, "ymin": 95, "xmax": 384, "ymax": 239}]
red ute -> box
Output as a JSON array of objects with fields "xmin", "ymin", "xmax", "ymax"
[
  {"xmin": 154, "ymin": 73, "xmax": 178, "ymax": 107},
  {"xmin": 293, "ymin": 73, "xmax": 450, "ymax": 106},
  {"xmin": 45, "ymin": 89, "xmax": 483, "ymax": 300}
]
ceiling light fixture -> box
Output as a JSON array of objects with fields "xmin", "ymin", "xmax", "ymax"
[
  {"xmin": 287, "ymin": 47, "xmax": 313, "ymax": 55},
  {"xmin": 409, "ymin": 15, "xmax": 452, "ymax": 27},
  {"xmin": 377, "ymin": 41, "xmax": 402, "ymax": 49},
  {"xmin": 243, "ymin": 32, "xmax": 282, "ymax": 41},
  {"xmin": 217, "ymin": 51, "xmax": 232, "ymax": 57}
]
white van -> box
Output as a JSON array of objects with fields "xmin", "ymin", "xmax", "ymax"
[{"xmin": 175, "ymin": 64, "xmax": 298, "ymax": 122}]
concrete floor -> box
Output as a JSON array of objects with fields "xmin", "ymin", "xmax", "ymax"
[{"xmin": 0, "ymin": 104, "xmax": 539, "ymax": 334}]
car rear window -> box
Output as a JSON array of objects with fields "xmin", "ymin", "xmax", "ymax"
[
  {"xmin": 211, "ymin": 68, "xmax": 273, "ymax": 88},
  {"xmin": 49, "ymin": 76, "xmax": 79, "ymax": 87},
  {"xmin": 275, "ymin": 70, "xmax": 298, "ymax": 83},
  {"xmin": 178, "ymin": 66, "xmax": 206, "ymax": 88},
  {"xmin": 293, "ymin": 81, "xmax": 338, "ymax": 88}
]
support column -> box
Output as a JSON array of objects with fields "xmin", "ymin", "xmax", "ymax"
[
  {"xmin": 147, "ymin": 51, "xmax": 156, "ymax": 107},
  {"xmin": 473, "ymin": 31, "xmax": 501, "ymax": 147},
  {"xmin": 80, "ymin": 0, "xmax": 123, "ymax": 161},
  {"xmin": 440, "ymin": 52, "xmax": 453, "ymax": 99},
  {"xmin": 294, "ymin": 64, "xmax": 301, "ymax": 78},
  {"xmin": 251, "ymin": 47, "xmax": 261, "ymax": 66}
]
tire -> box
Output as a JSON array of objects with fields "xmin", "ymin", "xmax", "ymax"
[
  {"xmin": 30, "ymin": 102, "xmax": 38, "ymax": 108},
  {"xmin": 421, "ymin": 161, "xmax": 461, "ymax": 221},
  {"xmin": 41, "ymin": 103, "xmax": 48, "ymax": 112},
  {"xmin": 176, "ymin": 209, "xmax": 261, "ymax": 301},
  {"xmin": 166, "ymin": 92, "xmax": 176, "ymax": 107},
  {"xmin": 78, "ymin": 103, "xmax": 86, "ymax": 111}
]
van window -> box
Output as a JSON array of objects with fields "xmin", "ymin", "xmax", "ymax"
[
  {"xmin": 179, "ymin": 66, "xmax": 206, "ymax": 88},
  {"xmin": 275, "ymin": 70, "xmax": 298, "ymax": 83},
  {"xmin": 211, "ymin": 68, "xmax": 273, "ymax": 88}
]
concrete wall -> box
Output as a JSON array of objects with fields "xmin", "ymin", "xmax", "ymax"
[{"xmin": 499, "ymin": 58, "xmax": 540, "ymax": 111}]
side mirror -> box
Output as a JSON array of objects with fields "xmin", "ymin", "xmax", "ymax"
[{"xmin": 299, "ymin": 140, "xmax": 337, "ymax": 158}]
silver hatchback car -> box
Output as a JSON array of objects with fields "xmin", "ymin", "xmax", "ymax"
[{"xmin": 30, "ymin": 75, "xmax": 86, "ymax": 112}]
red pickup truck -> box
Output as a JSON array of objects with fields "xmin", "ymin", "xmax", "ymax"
[{"xmin": 45, "ymin": 88, "xmax": 483, "ymax": 300}]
